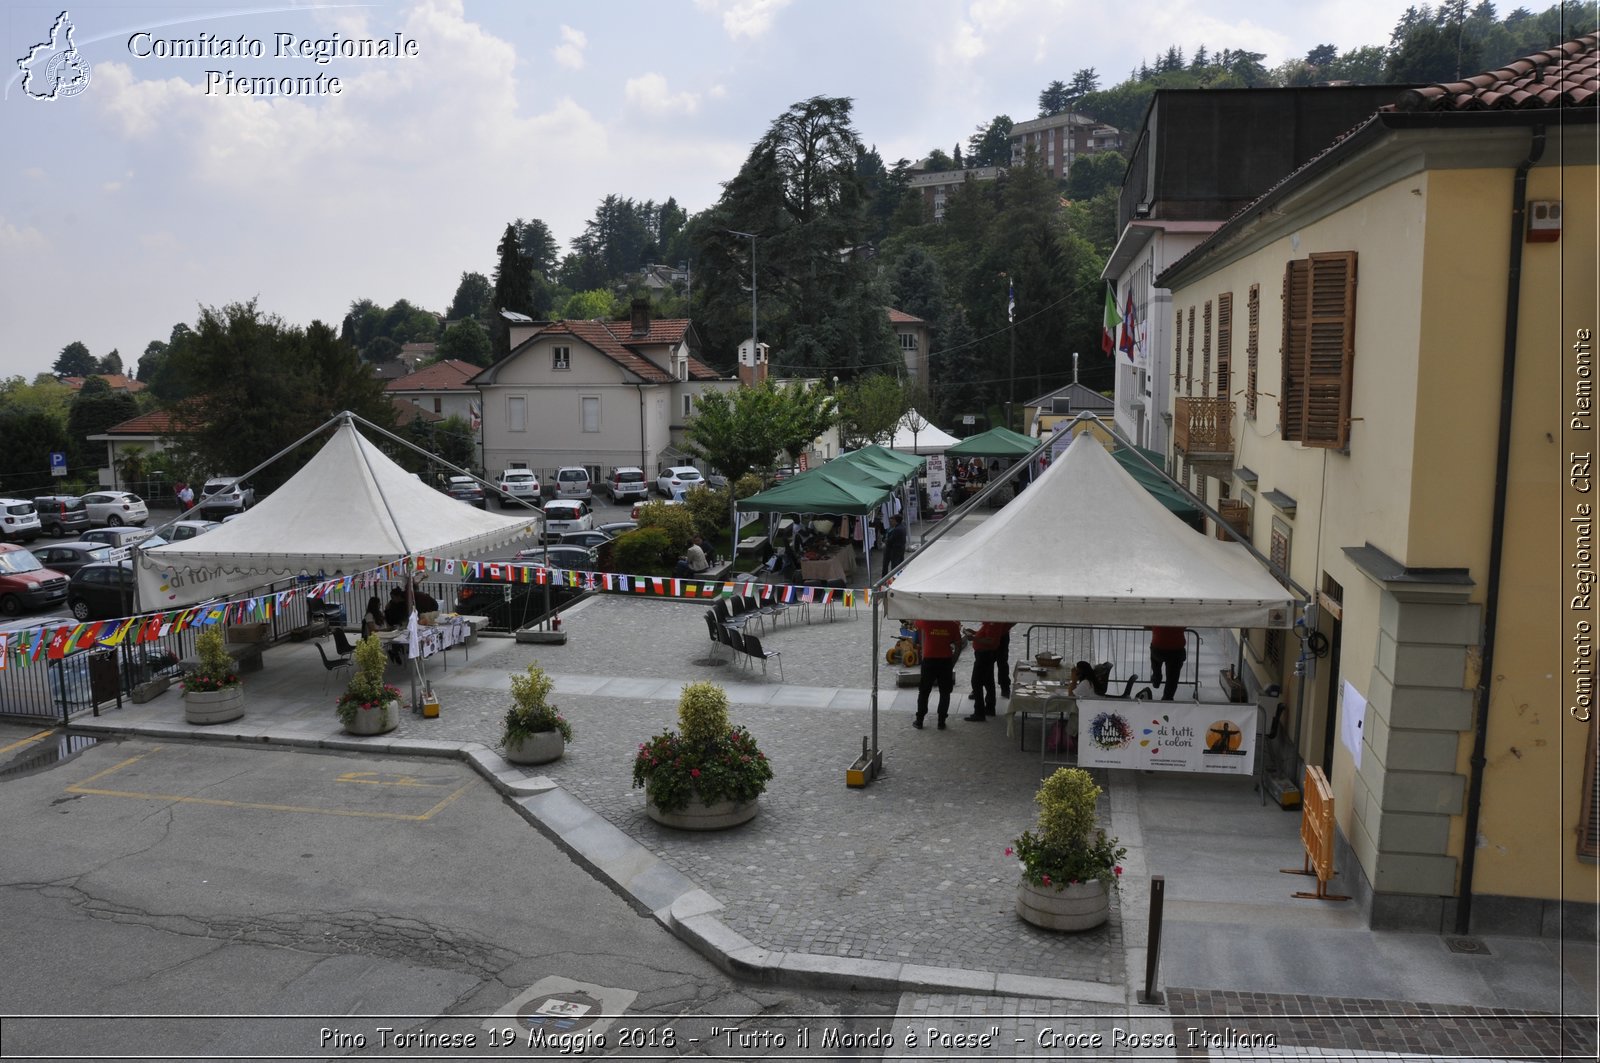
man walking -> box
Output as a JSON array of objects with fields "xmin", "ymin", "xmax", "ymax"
[
  {"xmin": 913, "ymin": 618, "xmax": 961, "ymax": 730},
  {"xmin": 1148, "ymin": 625, "xmax": 1187, "ymax": 701},
  {"xmin": 882, "ymin": 514, "xmax": 908, "ymax": 571}
]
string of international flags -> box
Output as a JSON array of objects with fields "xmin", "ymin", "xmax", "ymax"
[{"xmin": 0, "ymin": 555, "xmax": 863, "ymax": 669}]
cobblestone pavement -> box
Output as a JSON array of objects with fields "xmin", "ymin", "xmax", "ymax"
[{"xmin": 418, "ymin": 594, "xmax": 1126, "ymax": 986}]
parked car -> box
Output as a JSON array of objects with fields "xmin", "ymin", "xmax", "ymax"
[
  {"xmin": 496, "ymin": 469, "xmax": 542, "ymax": 508},
  {"xmin": 0, "ymin": 499, "xmax": 42, "ymax": 543},
  {"xmin": 597, "ymin": 520, "xmax": 638, "ymax": 538},
  {"xmin": 513, "ymin": 544, "xmax": 601, "ymax": 571},
  {"xmin": 605, "ymin": 467, "xmax": 650, "ymax": 503},
  {"xmin": 632, "ymin": 498, "xmax": 684, "ymax": 521},
  {"xmin": 166, "ymin": 519, "xmax": 220, "ymax": 541},
  {"xmin": 657, "ymin": 466, "xmax": 704, "ymax": 498},
  {"xmin": 32, "ymin": 495, "xmax": 91, "ymax": 538},
  {"xmin": 29, "ymin": 542, "xmax": 114, "ymax": 578},
  {"xmin": 67, "ymin": 560, "xmax": 137, "ymax": 621},
  {"xmin": 443, "ymin": 475, "xmax": 487, "ymax": 509},
  {"xmin": 80, "ymin": 526, "xmax": 165, "ymax": 551},
  {"xmin": 196, "ymin": 477, "xmax": 255, "ymax": 518},
  {"xmin": 0, "ymin": 543, "xmax": 69, "ymax": 616},
  {"xmin": 556, "ymin": 530, "xmax": 614, "ymax": 550},
  {"xmin": 540, "ymin": 499, "xmax": 594, "ymax": 541},
  {"xmin": 81, "ymin": 490, "xmax": 149, "ymax": 527},
  {"xmin": 552, "ymin": 466, "xmax": 593, "ymax": 502}
]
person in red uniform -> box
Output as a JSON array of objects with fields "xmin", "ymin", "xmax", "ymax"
[
  {"xmin": 913, "ymin": 618, "xmax": 962, "ymax": 729},
  {"xmin": 1147, "ymin": 625, "xmax": 1187, "ymax": 701},
  {"xmin": 963, "ymin": 620, "xmax": 1014, "ymax": 722}
]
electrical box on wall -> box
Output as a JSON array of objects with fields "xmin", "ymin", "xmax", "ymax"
[{"xmin": 1528, "ymin": 200, "xmax": 1562, "ymax": 242}]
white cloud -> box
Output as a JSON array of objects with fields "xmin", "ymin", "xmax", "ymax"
[
  {"xmin": 694, "ymin": 0, "xmax": 793, "ymax": 40},
  {"xmin": 625, "ymin": 73, "xmax": 700, "ymax": 116},
  {"xmin": 553, "ymin": 25, "xmax": 587, "ymax": 70}
]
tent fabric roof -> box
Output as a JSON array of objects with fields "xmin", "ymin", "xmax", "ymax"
[
  {"xmin": 735, "ymin": 468, "xmax": 890, "ymax": 516},
  {"xmin": 852, "ymin": 443, "xmax": 925, "ymax": 475},
  {"xmin": 1113, "ymin": 445, "xmax": 1200, "ymax": 519},
  {"xmin": 136, "ymin": 421, "xmax": 537, "ymax": 609},
  {"xmin": 945, "ymin": 425, "xmax": 1040, "ymax": 458},
  {"xmin": 884, "ymin": 433, "xmax": 1296, "ymax": 628},
  {"xmin": 889, "ymin": 411, "xmax": 960, "ymax": 454}
]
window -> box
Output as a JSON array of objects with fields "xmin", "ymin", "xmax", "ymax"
[
  {"xmin": 1281, "ymin": 252, "xmax": 1357, "ymax": 447},
  {"xmin": 1185, "ymin": 306, "xmax": 1195, "ymax": 395},
  {"xmin": 552, "ymin": 346, "xmax": 571, "ymax": 371},
  {"xmin": 508, "ymin": 396, "xmax": 526, "ymax": 433},
  {"xmin": 1266, "ymin": 519, "xmax": 1291, "ymax": 668},
  {"xmin": 898, "ymin": 332, "xmax": 918, "ymax": 351},
  {"xmin": 683, "ymin": 394, "xmax": 693, "ymax": 418},
  {"xmin": 1246, "ymin": 285, "xmax": 1259, "ymax": 419},
  {"xmin": 1173, "ymin": 309, "xmax": 1183, "ymax": 391},
  {"xmin": 1202, "ymin": 301, "xmax": 1213, "ymax": 398},
  {"xmin": 1217, "ymin": 292, "xmax": 1232, "ymax": 400},
  {"xmin": 432, "ymin": 397, "xmax": 442, "ymax": 414},
  {"xmin": 581, "ymin": 396, "xmax": 599, "ymax": 433}
]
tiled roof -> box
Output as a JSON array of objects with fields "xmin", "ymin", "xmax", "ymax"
[
  {"xmin": 525, "ymin": 319, "xmax": 722, "ymax": 383},
  {"xmin": 385, "ymin": 358, "xmax": 479, "ymax": 392},
  {"xmin": 370, "ymin": 361, "xmax": 411, "ymax": 380},
  {"xmin": 102, "ymin": 408, "xmax": 194, "ymax": 435},
  {"xmin": 61, "ymin": 374, "xmax": 146, "ymax": 392},
  {"xmin": 1389, "ymin": 33, "xmax": 1598, "ymax": 111},
  {"xmin": 391, "ymin": 398, "xmax": 442, "ymax": 426},
  {"xmin": 886, "ymin": 307, "xmax": 928, "ymax": 325}
]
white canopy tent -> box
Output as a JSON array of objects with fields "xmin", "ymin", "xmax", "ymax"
[
  {"xmin": 884, "ymin": 432, "xmax": 1296, "ymax": 628},
  {"xmin": 889, "ymin": 410, "xmax": 960, "ymax": 455},
  {"xmin": 137, "ymin": 419, "xmax": 538, "ymax": 609}
]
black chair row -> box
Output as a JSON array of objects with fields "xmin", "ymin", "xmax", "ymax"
[
  {"xmin": 711, "ymin": 594, "xmax": 788, "ymax": 633},
  {"xmin": 703, "ymin": 609, "xmax": 783, "ymax": 680}
]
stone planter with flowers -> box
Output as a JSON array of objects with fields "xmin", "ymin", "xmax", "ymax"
[
  {"xmin": 1009, "ymin": 767, "xmax": 1127, "ymax": 931},
  {"xmin": 182, "ymin": 628, "xmax": 245, "ymax": 725},
  {"xmin": 632, "ymin": 681, "xmax": 771, "ymax": 830},
  {"xmin": 337, "ymin": 634, "xmax": 400, "ymax": 736},
  {"xmin": 499, "ymin": 662, "xmax": 570, "ymax": 764}
]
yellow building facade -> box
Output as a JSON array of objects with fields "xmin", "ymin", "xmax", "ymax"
[{"xmin": 1158, "ymin": 86, "xmax": 1597, "ymax": 932}]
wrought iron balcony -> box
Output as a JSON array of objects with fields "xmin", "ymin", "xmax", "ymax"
[{"xmin": 1173, "ymin": 396, "xmax": 1235, "ymax": 458}]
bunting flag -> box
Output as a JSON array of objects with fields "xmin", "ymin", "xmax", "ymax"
[
  {"xmin": 99, "ymin": 617, "xmax": 137, "ymax": 647},
  {"xmin": 1101, "ymin": 281, "xmax": 1122, "ymax": 355},
  {"xmin": 1007, "ymin": 278, "xmax": 1015, "ymax": 324}
]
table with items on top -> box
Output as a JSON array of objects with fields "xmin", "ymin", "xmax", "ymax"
[
  {"xmin": 799, "ymin": 546, "xmax": 856, "ymax": 585},
  {"xmin": 1007, "ymin": 659, "xmax": 1075, "ymax": 742},
  {"xmin": 380, "ymin": 614, "xmax": 471, "ymax": 669}
]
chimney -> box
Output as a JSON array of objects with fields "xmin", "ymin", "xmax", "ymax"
[
  {"xmin": 737, "ymin": 338, "xmax": 768, "ymax": 386},
  {"xmin": 630, "ymin": 298, "xmax": 651, "ymax": 338}
]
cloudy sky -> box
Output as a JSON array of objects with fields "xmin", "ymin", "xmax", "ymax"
[{"xmin": 2, "ymin": 0, "xmax": 1420, "ymax": 380}]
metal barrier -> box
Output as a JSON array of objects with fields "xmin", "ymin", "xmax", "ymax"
[
  {"xmin": 1020, "ymin": 624, "xmax": 1202, "ymax": 699},
  {"xmin": 1280, "ymin": 764, "xmax": 1349, "ymax": 901}
]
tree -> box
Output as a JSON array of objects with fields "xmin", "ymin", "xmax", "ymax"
[
  {"xmin": 435, "ymin": 318, "xmax": 492, "ymax": 367},
  {"xmin": 1306, "ymin": 43, "xmax": 1338, "ymax": 66},
  {"xmin": 1068, "ymin": 67, "xmax": 1100, "ymax": 97},
  {"xmin": 923, "ymin": 148, "xmax": 955, "ymax": 172},
  {"xmin": 1038, "ymin": 79, "xmax": 1071, "ymax": 116},
  {"xmin": 490, "ymin": 223, "xmax": 537, "ymax": 355},
  {"xmin": 98, "ymin": 350, "xmax": 123, "ymax": 375},
  {"xmin": 559, "ymin": 289, "xmax": 618, "ymax": 321},
  {"xmin": 364, "ymin": 336, "xmax": 402, "ymax": 363},
  {"xmin": 1064, "ymin": 151, "xmax": 1127, "ymax": 200},
  {"xmin": 53, "ymin": 341, "xmax": 95, "ymax": 377},
  {"xmin": 682, "ymin": 379, "xmax": 837, "ymax": 483},
  {"xmin": 0, "ymin": 405, "xmax": 70, "ymax": 498},
  {"xmin": 513, "ymin": 218, "xmax": 560, "ymax": 278},
  {"xmin": 135, "ymin": 339, "xmax": 167, "ymax": 383},
  {"xmin": 966, "ymin": 115, "xmax": 1014, "ymax": 168},
  {"xmin": 836, "ymin": 373, "xmax": 906, "ymax": 448},
  {"xmin": 446, "ymin": 271, "xmax": 493, "ymax": 323},
  {"xmin": 65, "ymin": 376, "xmax": 137, "ymax": 476}
]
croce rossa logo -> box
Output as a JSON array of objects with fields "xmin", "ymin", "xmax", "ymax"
[{"xmin": 17, "ymin": 10, "xmax": 92, "ymax": 100}]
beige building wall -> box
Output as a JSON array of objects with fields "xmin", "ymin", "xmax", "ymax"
[{"xmin": 1166, "ymin": 141, "xmax": 1599, "ymax": 924}]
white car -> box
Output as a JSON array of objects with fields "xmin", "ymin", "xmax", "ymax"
[
  {"xmin": 196, "ymin": 477, "xmax": 255, "ymax": 518},
  {"xmin": 657, "ymin": 466, "xmax": 704, "ymax": 498},
  {"xmin": 0, "ymin": 499, "xmax": 42, "ymax": 543},
  {"xmin": 167, "ymin": 519, "xmax": 221, "ymax": 541},
  {"xmin": 497, "ymin": 469, "xmax": 542, "ymax": 508},
  {"xmin": 81, "ymin": 491, "xmax": 149, "ymax": 527},
  {"xmin": 540, "ymin": 499, "xmax": 594, "ymax": 541}
]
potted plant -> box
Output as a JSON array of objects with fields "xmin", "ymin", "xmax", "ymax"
[
  {"xmin": 182, "ymin": 627, "xmax": 244, "ymax": 724},
  {"xmin": 1009, "ymin": 767, "xmax": 1127, "ymax": 931},
  {"xmin": 499, "ymin": 662, "xmax": 571, "ymax": 765},
  {"xmin": 337, "ymin": 634, "xmax": 401, "ymax": 736},
  {"xmin": 632, "ymin": 681, "xmax": 772, "ymax": 830}
]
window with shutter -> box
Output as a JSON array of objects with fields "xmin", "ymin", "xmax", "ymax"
[
  {"xmin": 1218, "ymin": 292, "xmax": 1233, "ymax": 401},
  {"xmin": 1303, "ymin": 252, "xmax": 1357, "ymax": 447},
  {"xmin": 1174, "ymin": 309, "xmax": 1183, "ymax": 391},
  {"xmin": 1185, "ymin": 306, "xmax": 1195, "ymax": 395},
  {"xmin": 1202, "ymin": 301, "xmax": 1213, "ymax": 398},
  {"xmin": 1581, "ymin": 719, "xmax": 1599, "ymax": 860},
  {"xmin": 1281, "ymin": 260, "xmax": 1309, "ymax": 441},
  {"xmin": 1266, "ymin": 522, "xmax": 1291, "ymax": 668},
  {"xmin": 1246, "ymin": 285, "xmax": 1259, "ymax": 419}
]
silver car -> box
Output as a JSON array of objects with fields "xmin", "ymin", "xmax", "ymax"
[{"xmin": 81, "ymin": 491, "xmax": 149, "ymax": 527}]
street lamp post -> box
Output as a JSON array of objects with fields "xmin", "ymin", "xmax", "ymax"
[{"xmin": 727, "ymin": 229, "xmax": 760, "ymax": 563}]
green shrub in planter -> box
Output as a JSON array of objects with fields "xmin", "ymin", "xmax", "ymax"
[
  {"xmin": 500, "ymin": 662, "xmax": 572, "ymax": 745},
  {"xmin": 632, "ymin": 681, "xmax": 771, "ymax": 814},
  {"xmin": 1008, "ymin": 767, "xmax": 1126, "ymax": 892},
  {"xmin": 612, "ymin": 527, "xmax": 674, "ymax": 574}
]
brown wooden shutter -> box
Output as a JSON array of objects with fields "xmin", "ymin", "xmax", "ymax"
[
  {"xmin": 1185, "ymin": 306, "xmax": 1195, "ymax": 395},
  {"xmin": 1302, "ymin": 251, "xmax": 1358, "ymax": 448},
  {"xmin": 1280, "ymin": 260, "xmax": 1310, "ymax": 441},
  {"xmin": 1202, "ymin": 301, "xmax": 1213, "ymax": 397},
  {"xmin": 1246, "ymin": 284, "xmax": 1260, "ymax": 419},
  {"xmin": 1174, "ymin": 309, "xmax": 1183, "ymax": 391},
  {"xmin": 1217, "ymin": 292, "xmax": 1233, "ymax": 400}
]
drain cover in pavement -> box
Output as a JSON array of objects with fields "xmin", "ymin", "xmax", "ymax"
[{"xmin": 1445, "ymin": 936, "xmax": 1490, "ymax": 954}]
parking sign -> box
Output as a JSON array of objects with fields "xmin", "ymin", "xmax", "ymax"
[{"xmin": 49, "ymin": 451, "xmax": 67, "ymax": 477}]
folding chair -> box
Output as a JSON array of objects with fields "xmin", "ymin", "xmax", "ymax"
[
  {"xmin": 314, "ymin": 640, "xmax": 352, "ymax": 693},
  {"xmin": 332, "ymin": 626, "xmax": 358, "ymax": 658},
  {"xmin": 730, "ymin": 595, "xmax": 764, "ymax": 633},
  {"xmin": 754, "ymin": 590, "xmax": 789, "ymax": 629},
  {"xmin": 742, "ymin": 633, "xmax": 783, "ymax": 681},
  {"xmin": 722, "ymin": 626, "xmax": 750, "ymax": 671},
  {"xmin": 704, "ymin": 611, "xmax": 727, "ymax": 661}
]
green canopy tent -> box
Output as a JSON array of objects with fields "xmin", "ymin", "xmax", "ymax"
[
  {"xmin": 944, "ymin": 425, "xmax": 1039, "ymax": 459},
  {"xmin": 735, "ymin": 468, "xmax": 888, "ymax": 517},
  {"xmin": 846, "ymin": 444, "xmax": 925, "ymax": 477},
  {"xmin": 1112, "ymin": 444, "xmax": 1202, "ymax": 523}
]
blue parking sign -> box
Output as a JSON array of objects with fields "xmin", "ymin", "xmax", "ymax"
[{"xmin": 49, "ymin": 451, "xmax": 67, "ymax": 477}]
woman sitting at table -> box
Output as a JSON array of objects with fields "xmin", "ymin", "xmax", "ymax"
[
  {"xmin": 1067, "ymin": 660, "xmax": 1108, "ymax": 698},
  {"xmin": 361, "ymin": 595, "xmax": 388, "ymax": 637}
]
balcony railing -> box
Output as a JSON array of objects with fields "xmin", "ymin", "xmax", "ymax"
[{"xmin": 1174, "ymin": 397, "xmax": 1235, "ymax": 457}]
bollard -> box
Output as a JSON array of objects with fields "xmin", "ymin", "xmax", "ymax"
[{"xmin": 1138, "ymin": 875, "xmax": 1165, "ymax": 1005}]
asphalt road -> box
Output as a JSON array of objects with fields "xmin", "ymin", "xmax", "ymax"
[{"xmin": 0, "ymin": 724, "xmax": 898, "ymax": 1061}]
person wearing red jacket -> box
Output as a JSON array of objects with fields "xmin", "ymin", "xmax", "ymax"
[
  {"xmin": 963, "ymin": 621, "xmax": 1014, "ymax": 722},
  {"xmin": 913, "ymin": 618, "xmax": 962, "ymax": 729}
]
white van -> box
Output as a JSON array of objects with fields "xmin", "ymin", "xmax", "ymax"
[{"xmin": 553, "ymin": 466, "xmax": 593, "ymax": 502}]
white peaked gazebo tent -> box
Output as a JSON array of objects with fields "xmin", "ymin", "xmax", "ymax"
[
  {"xmin": 885, "ymin": 431, "xmax": 1296, "ymax": 628},
  {"xmin": 137, "ymin": 418, "xmax": 537, "ymax": 610},
  {"xmin": 889, "ymin": 410, "xmax": 960, "ymax": 455}
]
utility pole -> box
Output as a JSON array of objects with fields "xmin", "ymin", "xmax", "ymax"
[{"xmin": 727, "ymin": 230, "xmax": 760, "ymax": 562}]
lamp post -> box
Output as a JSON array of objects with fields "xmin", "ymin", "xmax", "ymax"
[{"xmin": 727, "ymin": 229, "xmax": 760, "ymax": 563}]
